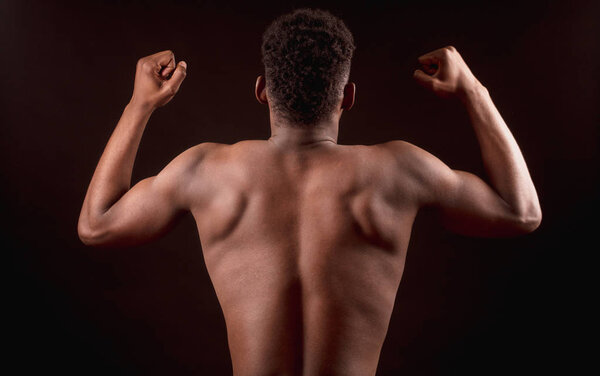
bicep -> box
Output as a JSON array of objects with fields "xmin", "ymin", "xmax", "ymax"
[
  {"xmin": 82, "ymin": 144, "xmax": 211, "ymax": 247},
  {"xmin": 433, "ymin": 169, "xmax": 524, "ymax": 237},
  {"xmin": 389, "ymin": 141, "xmax": 529, "ymax": 237},
  {"xmin": 86, "ymin": 174, "xmax": 186, "ymax": 247}
]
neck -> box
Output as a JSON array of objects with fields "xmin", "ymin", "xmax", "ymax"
[{"xmin": 268, "ymin": 112, "xmax": 340, "ymax": 149}]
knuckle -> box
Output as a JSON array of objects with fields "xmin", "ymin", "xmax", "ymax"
[
  {"xmin": 165, "ymin": 86, "xmax": 176, "ymax": 96},
  {"xmin": 446, "ymin": 45, "xmax": 456, "ymax": 52},
  {"xmin": 141, "ymin": 60, "xmax": 155, "ymax": 72}
]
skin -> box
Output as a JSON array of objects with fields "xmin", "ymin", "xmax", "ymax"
[{"xmin": 78, "ymin": 46, "xmax": 542, "ymax": 375}]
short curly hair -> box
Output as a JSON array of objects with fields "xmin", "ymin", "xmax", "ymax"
[{"xmin": 261, "ymin": 8, "xmax": 356, "ymax": 126}]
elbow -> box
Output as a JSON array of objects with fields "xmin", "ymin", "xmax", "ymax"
[
  {"xmin": 77, "ymin": 216, "xmax": 106, "ymax": 247},
  {"xmin": 77, "ymin": 221, "xmax": 97, "ymax": 246},
  {"xmin": 515, "ymin": 206, "xmax": 542, "ymax": 234}
]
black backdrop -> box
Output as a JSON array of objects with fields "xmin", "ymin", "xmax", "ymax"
[{"xmin": 2, "ymin": 0, "xmax": 598, "ymax": 374}]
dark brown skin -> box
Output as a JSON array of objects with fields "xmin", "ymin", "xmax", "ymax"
[{"xmin": 78, "ymin": 47, "xmax": 542, "ymax": 375}]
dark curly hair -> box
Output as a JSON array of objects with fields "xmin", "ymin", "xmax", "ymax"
[{"xmin": 261, "ymin": 8, "xmax": 356, "ymax": 126}]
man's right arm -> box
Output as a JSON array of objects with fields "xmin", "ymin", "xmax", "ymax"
[{"xmin": 393, "ymin": 46, "xmax": 541, "ymax": 237}]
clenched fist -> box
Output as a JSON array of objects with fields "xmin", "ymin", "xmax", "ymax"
[
  {"xmin": 130, "ymin": 50, "xmax": 187, "ymax": 110},
  {"xmin": 413, "ymin": 46, "xmax": 483, "ymax": 100}
]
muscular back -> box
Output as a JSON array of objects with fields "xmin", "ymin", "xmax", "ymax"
[
  {"xmin": 79, "ymin": 45, "xmax": 541, "ymax": 376},
  {"xmin": 190, "ymin": 140, "xmax": 418, "ymax": 376}
]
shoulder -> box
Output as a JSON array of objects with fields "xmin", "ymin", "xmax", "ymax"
[
  {"xmin": 164, "ymin": 142, "xmax": 227, "ymax": 171},
  {"xmin": 170, "ymin": 139, "xmax": 272, "ymax": 174},
  {"xmin": 375, "ymin": 140, "xmax": 433, "ymax": 158},
  {"xmin": 155, "ymin": 142, "xmax": 227, "ymax": 187},
  {"xmin": 150, "ymin": 142, "xmax": 229, "ymax": 207},
  {"xmin": 179, "ymin": 142, "xmax": 227, "ymax": 162},
  {"xmin": 375, "ymin": 140, "xmax": 458, "ymax": 203},
  {"xmin": 375, "ymin": 140, "xmax": 442, "ymax": 172}
]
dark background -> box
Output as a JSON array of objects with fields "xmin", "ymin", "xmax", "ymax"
[{"xmin": 2, "ymin": 0, "xmax": 598, "ymax": 374}]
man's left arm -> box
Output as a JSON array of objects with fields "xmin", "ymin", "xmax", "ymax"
[{"xmin": 78, "ymin": 50, "xmax": 190, "ymax": 247}]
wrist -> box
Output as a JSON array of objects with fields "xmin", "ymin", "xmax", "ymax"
[
  {"xmin": 128, "ymin": 96, "xmax": 156, "ymax": 115},
  {"xmin": 459, "ymin": 81, "xmax": 488, "ymax": 104}
]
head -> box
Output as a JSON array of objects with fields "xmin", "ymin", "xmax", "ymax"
[{"xmin": 256, "ymin": 8, "xmax": 356, "ymax": 127}]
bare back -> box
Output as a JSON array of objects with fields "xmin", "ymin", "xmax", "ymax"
[
  {"xmin": 190, "ymin": 140, "xmax": 418, "ymax": 376},
  {"xmin": 79, "ymin": 45, "xmax": 541, "ymax": 376}
]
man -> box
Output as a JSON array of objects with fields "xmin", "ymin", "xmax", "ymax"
[{"xmin": 78, "ymin": 8, "xmax": 541, "ymax": 376}]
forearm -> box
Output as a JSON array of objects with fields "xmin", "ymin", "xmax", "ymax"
[
  {"xmin": 80, "ymin": 101, "xmax": 153, "ymax": 225},
  {"xmin": 461, "ymin": 85, "xmax": 541, "ymax": 222}
]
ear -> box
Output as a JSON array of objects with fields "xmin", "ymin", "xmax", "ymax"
[
  {"xmin": 255, "ymin": 75, "xmax": 268, "ymax": 104},
  {"xmin": 341, "ymin": 82, "xmax": 355, "ymax": 111}
]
